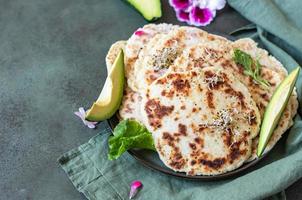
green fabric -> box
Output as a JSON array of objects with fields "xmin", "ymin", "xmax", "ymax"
[{"xmin": 58, "ymin": 1, "xmax": 302, "ymax": 199}]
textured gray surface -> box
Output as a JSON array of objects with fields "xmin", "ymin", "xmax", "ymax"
[{"xmin": 0, "ymin": 0, "xmax": 301, "ymax": 199}]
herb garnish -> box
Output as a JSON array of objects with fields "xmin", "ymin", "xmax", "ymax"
[
  {"xmin": 108, "ymin": 119, "xmax": 156, "ymax": 160},
  {"xmin": 233, "ymin": 49, "xmax": 270, "ymax": 88}
]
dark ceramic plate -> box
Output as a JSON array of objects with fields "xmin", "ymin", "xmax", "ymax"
[
  {"xmin": 107, "ymin": 115, "xmax": 268, "ymax": 181},
  {"xmin": 107, "ymin": 33, "xmax": 268, "ymax": 181}
]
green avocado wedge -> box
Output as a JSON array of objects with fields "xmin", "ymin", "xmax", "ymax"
[
  {"xmin": 126, "ymin": 0, "xmax": 162, "ymax": 22},
  {"xmin": 85, "ymin": 50, "xmax": 124, "ymax": 122},
  {"xmin": 257, "ymin": 67, "xmax": 300, "ymax": 157}
]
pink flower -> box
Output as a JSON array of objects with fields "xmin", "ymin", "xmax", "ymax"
[
  {"xmin": 74, "ymin": 107, "xmax": 98, "ymax": 129},
  {"xmin": 189, "ymin": 7, "xmax": 214, "ymax": 26},
  {"xmin": 176, "ymin": 9, "xmax": 190, "ymax": 23},
  {"xmin": 169, "ymin": 0, "xmax": 191, "ymax": 10},
  {"xmin": 129, "ymin": 180, "xmax": 143, "ymax": 199},
  {"xmin": 170, "ymin": 0, "xmax": 226, "ymax": 27}
]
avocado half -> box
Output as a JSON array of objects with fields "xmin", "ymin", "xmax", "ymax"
[
  {"xmin": 257, "ymin": 67, "xmax": 300, "ymax": 157},
  {"xmin": 85, "ymin": 50, "xmax": 125, "ymax": 122},
  {"xmin": 126, "ymin": 0, "xmax": 162, "ymax": 22}
]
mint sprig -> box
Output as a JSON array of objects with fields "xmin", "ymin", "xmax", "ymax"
[{"xmin": 233, "ymin": 49, "xmax": 270, "ymax": 88}]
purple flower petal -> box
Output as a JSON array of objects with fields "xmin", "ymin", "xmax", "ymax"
[
  {"xmin": 189, "ymin": 7, "xmax": 215, "ymax": 26},
  {"xmin": 169, "ymin": 0, "xmax": 191, "ymax": 10},
  {"xmin": 129, "ymin": 180, "xmax": 143, "ymax": 199},
  {"xmin": 84, "ymin": 119, "xmax": 98, "ymax": 129},
  {"xmin": 79, "ymin": 107, "xmax": 86, "ymax": 116},
  {"xmin": 86, "ymin": 122, "xmax": 96, "ymax": 129},
  {"xmin": 169, "ymin": 0, "xmax": 224, "ymax": 26},
  {"xmin": 74, "ymin": 107, "xmax": 98, "ymax": 129},
  {"xmin": 176, "ymin": 9, "xmax": 190, "ymax": 22},
  {"xmin": 74, "ymin": 111, "xmax": 83, "ymax": 119}
]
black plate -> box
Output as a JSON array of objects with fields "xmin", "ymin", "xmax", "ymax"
[
  {"xmin": 107, "ymin": 115, "xmax": 268, "ymax": 181},
  {"xmin": 107, "ymin": 32, "xmax": 268, "ymax": 180}
]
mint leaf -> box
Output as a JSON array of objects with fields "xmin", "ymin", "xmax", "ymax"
[
  {"xmin": 108, "ymin": 119, "xmax": 156, "ymax": 160},
  {"xmin": 233, "ymin": 49, "xmax": 253, "ymax": 72},
  {"xmin": 233, "ymin": 49, "xmax": 270, "ymax": 88},
  {"xmin": 254, "ymin": 60, "xmax": 261, "ymax": 77}
]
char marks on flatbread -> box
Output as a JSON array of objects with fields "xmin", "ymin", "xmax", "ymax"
[
  {"xmin": 112, "ymin": 24, "xmax": 299, "ymax": 175},
  {"xmin": 170, "ymin": 38, "xmax": 298, "ymax": 161},
  {"xmin": 130, "ymin": 26, "xmax": 231, "ymax": 92},
  {"xmin": 141, "ymin": 67, "xmax": 261, "ymax": 175},
  {"xmin": 119, "ymin": 87, "xmax": 142, "ymax": 122},
  {"xmin": 125, "ymin": 24, "xmax": 178, "ymax": 91}
]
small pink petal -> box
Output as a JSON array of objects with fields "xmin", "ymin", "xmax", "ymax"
[
  {"xmin": 86, "ymin": 122, "xmax": 96, "ymax": 129},
  {"xmin": 74, "ymin": 107, "xmax": 98, "ymax": 129},
  {"xmin": 176, "ymin": 9, "xmax": 190, "ymax": 22},
  {"xmin": 189, "ymin": 7, "xmax": 215, "ymax": 26},
  {"xmin": 79, "ymin": 107, "xmax": 86, "ymax": 116},
  {"xmin": 169, "ymin": 0, "xmax": 191, "ymax": 10},
  {"xmin": 129, "ymin": 180, "xmax": 143, "ymax": 199},
  {"xmin": 134, "ymin": 29, "xmax": 147, "ymax": 36},
  {"xmin": 74, "ymin": 111, "xmax": 83, "ymax": 119},
  {"xmin": 80, "ymin": 117, "xmax": 87, "ymax": 124}
]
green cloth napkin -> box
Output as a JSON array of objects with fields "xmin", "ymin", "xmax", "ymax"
[{"xmin": 58, "ymin": 1, "xmax": 302, "ymax": 199}]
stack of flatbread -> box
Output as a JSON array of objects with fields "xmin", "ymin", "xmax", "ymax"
[{"xmin": 106, "ymin": 24, "xmax": 298, "ymax": 176}]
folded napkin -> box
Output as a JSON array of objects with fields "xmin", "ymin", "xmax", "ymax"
[{"xmin": 59, "ymin": 1, "xmax": 302, "ymax": 199}]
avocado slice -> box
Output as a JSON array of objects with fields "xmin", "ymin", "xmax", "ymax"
[
  {"xmin": 126, "ymin": 0, "xmax": 162, "ymax": 22},
  {"xmin": 85, "ymin": 50, "xmax": 125, "ymax": 122},
  {"xmin": 257, "ymin": 67, "xmax": 300, "ymax": 157}
]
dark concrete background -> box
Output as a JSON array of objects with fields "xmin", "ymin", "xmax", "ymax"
[{"xmin": 0, "ymin": 0, "xmax": 301, "ymax": 199}]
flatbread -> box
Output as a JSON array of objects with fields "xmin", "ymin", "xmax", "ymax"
[
  {"xmin": 106, "ymin": 40, "xmax": 144, "ymax": 122},
  {"xmin": 231, "ymin": 39, "xmax": 298, "ymax": 160},
  {"xmin": 114, "ymin": 24, "xmax": 299, "ymax": 174},
  {"xmin": 170, "ymin": 39, "xmax": 298, "ymax": 161},
  {"xmin": 141, "ymin": 67, "xmax": 260, "ymax": 175},
  {"xmin": 105, "ymin": 40, "xmax": 126, "ymax": 72},
  {"xmin": 129, "ymin": 26, "xmax": 231, "ymax": 92},
  {"xmin": 125, "ymin": 23, "xmax": 178, "ymax": 90},
  {"xmin": 119, "ymin": 87, "xmax": 142, "ymax": 122}
]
